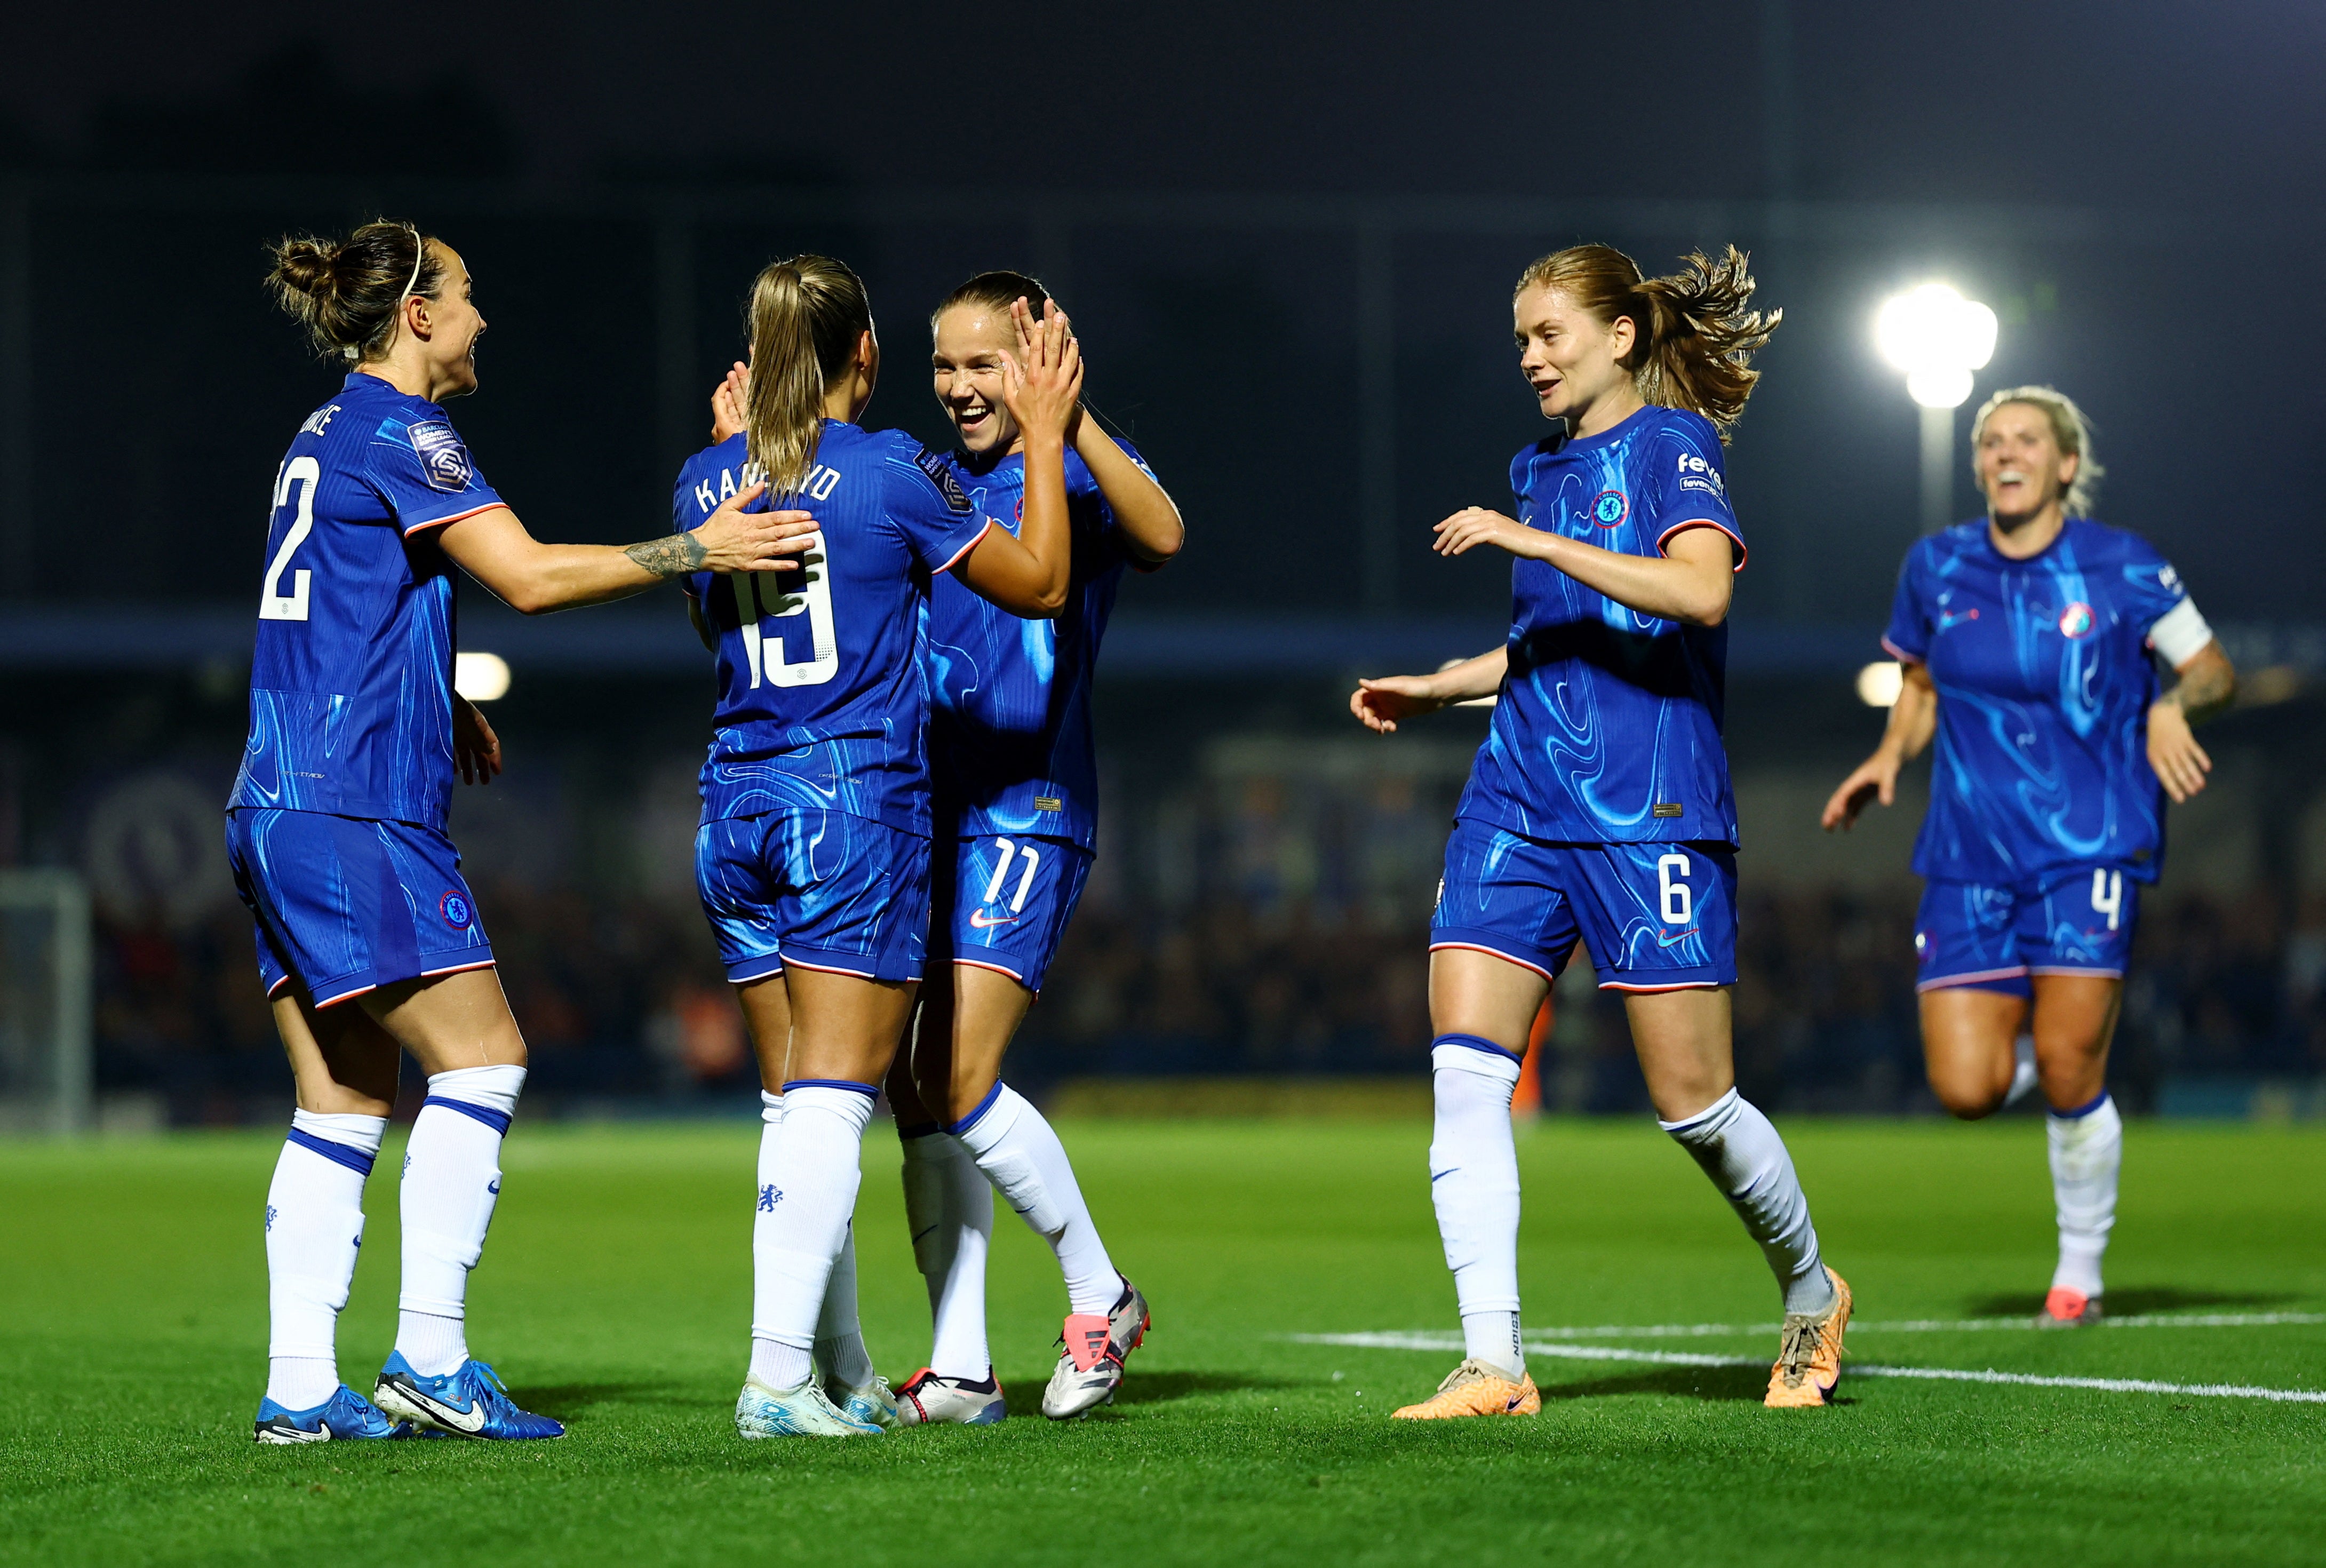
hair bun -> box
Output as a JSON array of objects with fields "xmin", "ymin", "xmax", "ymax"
[{"xmin": 270, "ymin": 237, "xmax": 342, "ymax": 301}]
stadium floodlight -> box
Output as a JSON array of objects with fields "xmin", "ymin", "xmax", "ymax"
[
  {"xmin": 1876, "ymin": 283, "xmax": 1998, "ymax": 532},
  {"xmin": 455, "ymin": 651, "xmax": 511, "ymax": 702},
  {"xmin": 1856, "ymin": 660, "xmax": 1903, "ymax": 708}
]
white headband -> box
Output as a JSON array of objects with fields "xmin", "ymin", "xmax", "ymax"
[{"xmin": 401, "ymin": 228, "xmax": 426, "ymax": 299}]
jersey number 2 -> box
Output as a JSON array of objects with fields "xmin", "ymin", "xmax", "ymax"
[
  {"xmin": 732, "ymin": 535, "xmax": 838, "ymax": 688},
  {"xmin": 259, "ymin": 457, "xmax": 320, "ymax": 622}
]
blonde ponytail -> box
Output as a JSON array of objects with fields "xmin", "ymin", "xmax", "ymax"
[{"xmin": 744, "ymin": 255, "xmax": 872, "ymax": 495}]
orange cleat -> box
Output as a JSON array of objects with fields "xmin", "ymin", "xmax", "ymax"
[
  {"xmin": 1391, "ymin": 1359, "xmax": 1541, "ymax": 1420},
  {"xmin": 2036, "ymin": 1286, "xmax": 2102, "ymax": 1328},
  {"xmin": 1765, "ymin": 1267, "xmax": 1852, "ymax": 1408}
]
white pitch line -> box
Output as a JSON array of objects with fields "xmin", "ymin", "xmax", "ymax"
[
  {"xmin": 1310, "ymin": 1311, "xmax": 2326, "ymax": 1343},
  {"xmin": 1289, "ymin": 1332, "xmax": 2326, "ymax": 1405}
]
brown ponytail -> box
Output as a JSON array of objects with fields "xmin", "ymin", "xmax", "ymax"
[
  {"xmin": 744, "ymin": 254, "xmax": 873, "ymax": 495},
  {"xmin": 1514, "ymin": 243, "xmax": 1780, "ymax": 439},
  {"xmin": 266, "ymin": 220, "xmax": 441, "ymax": 364}
]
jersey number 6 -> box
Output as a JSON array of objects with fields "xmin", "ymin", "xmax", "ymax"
[
  {"xmin": 1657, "ymin": 853, "xmax": 1693, "ymax": 927},
  {"xmin": 259, "ymin": 456, "xmax": 320, "ymax": 622},
  {"xmin": 732, "ymin": 536, "xmax": 838, "ymax": 688}
]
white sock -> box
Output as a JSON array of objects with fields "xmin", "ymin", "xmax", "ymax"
[
  {"xmin": 2004, "ymin": 1034, "xmax": 2039, "ymax": 1108},
  {"xmin": 1662, "ymin": 1088, "xmax": 1834, "ymax": 1317},
  {"xmin": 2048, "ymin": 1092, "xmax": 2121, "ymax": 1297},
  {"xmin": 951, "ymin": 1084, "xmax": 1117, "ymax": 1317},
  {"xmin": 751, "ymin": 1082, "xmax": 875, "ymax": 1387},
  {"xmin": 901, "ymin": 1127, "xmax": 995, "ymax": 1380},
  {"xmin": 265, "ymin": 1109, "xmax": 386, "ymax": 1408},
  {"xmin": 1429, "ymin": 1036, "xmax": 1525, "ymax": 1380},
  {"xmin": 395, "ymin": 1063, "xmax": 524, "ymax": 1376},
  {"xmin": 755, "ymin": 1091, "xmax": 876, "ymax": 1389}
]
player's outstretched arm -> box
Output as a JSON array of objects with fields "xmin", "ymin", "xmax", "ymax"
[
  {"xmin": 2147, "ymin": 638, "xmax": 2235, "ymax": 802},
  {"xmin": 1077, "ymin": 419, "xmax": 1184, "ymax": 565},
  {"xmin": 1432, "ymin": 508, "xmax": 1735, "ymax": 625},
  {"xmin": 957, "ymin": 298, "xmax": 1082, "ymax": 618},
  {"xmin": 438, "ymin": 486, "xmax": 817, "ymax": 615},
  {"xmin": 1351, "ymin": 648, "xmax": 1508, "ymax": 734},
  {"xmin": 1821, "ymin": 660, "xmax": 1937, "ymax": 831}
]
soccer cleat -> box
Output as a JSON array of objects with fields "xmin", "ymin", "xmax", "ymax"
[
  {"xmin": 2037, "ymin": 1287, "xmax": 2103, "ymax": 1328},
  {"xmin": 735, "ymin": 1373, "xmax": 885, "ymax": 1438},
  {"xmin": 373, "ymin": 1351, "xmax": 565, "ymax": 1440},
  {"xmin": 829, "ymin": 1371, "xmax": 901, "ymax": 1430},
  {"xmin": 894, "ymin": 1367, "xmax": 1009, "ymax": 1426},
  {"xmin": 253, "ymin": 1384, "xmax": 409, "ymax": 1444},
  {"xmin": 1765, "ymin": 1266, "xmax": 1853, "ymax": 1408},
  {"xmin": 1390, "ymin": 1359, "xmax": 1541, "ymax": 1420},
  {"xmin": 1041, "ymin": 1275, "xmax": 1152, "ymax": 1420}
]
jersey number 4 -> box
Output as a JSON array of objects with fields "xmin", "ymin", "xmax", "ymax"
[
  {"xmin": 259, "ymin": 456, "xmax": 320, "ymax": 622},
  {"xmin": 732, "ymin": 537, "xmax": 838, "ymax": 688}
]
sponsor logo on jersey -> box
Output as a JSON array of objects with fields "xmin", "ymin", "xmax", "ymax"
[
  {"xmin": 2057, "ymin": 601, "xmax": 2096, "ymax": 639},
  {"xmin": 440, "ymin": 892, "xmax": 473, "ymax": 929},
  {"xmin": 1674, "ymin": 452, "xmax": 1725, "ymax": 493},
  {"xmin": 914, "ymin": 445, "xmax": 974, "ymax": 512},
  {"xmin": 1590, "ymin": 490, "xmax": 1630, "ymax": 528},
  {"xmin": 408, "ymin": 421, "xmax": 475, "ymax": 493}
]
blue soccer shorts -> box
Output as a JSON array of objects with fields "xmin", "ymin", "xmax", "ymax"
[
  {"xmin": 1429, "ymin": 817, "xmax": 1738, "ymax": 991},
  {"xmin": 929, "ymin": 833, "xmax": 1094, "ymax": 994},
  {"xmin": 695, "ymin": 808, "xmax": 931, "ymax": 985},
  {"xmin": 1914, "ymin": 868, "xmax": 2140, "ymax": 997},
  {"xmin": 225, "ymin": 807, "xmax": 496, "ymax": 1009}
]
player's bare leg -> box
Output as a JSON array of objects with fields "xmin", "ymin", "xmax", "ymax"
[
  {"xmin": 909, "ymin": 964, "xmax": 1142, "ymax": 1420},
  {"xmin": 1627, "ymin": 986, "xmax": 1850, "ymax": 1408},
  {"xmin": 254, "ymin": 992, "xmax": 407, "ymax": 1440},
  {"xmin": 1393, "ymin": 948, "xmax": 1543, "ymax": 1420},
  {"xmin": 735, "ymin": 967, "xmax": 914, "ymax": 1437},
  {"xmin": 738, "ymin": 975, "xmax": 893, "ymax": 1428},
  {"xmin": 1918, "ymin": 987, "xmax": 2028, "ymax": 1119},
  {"xmin": 332, "ymin": 969, "xmax": 559, "ymax": 1439}
]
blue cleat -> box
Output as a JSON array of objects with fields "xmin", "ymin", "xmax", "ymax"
[
  {"xmin": 373, "ymin": 1351, "xmax": 565, "ymax": 1440},
  {"xmin": 253, "ymin": 1384, "xmax": 410, "ymax": 1444}
]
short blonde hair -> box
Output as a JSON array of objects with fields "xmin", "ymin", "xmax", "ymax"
[{"xmin": 1970, "ymin": 385, "xmax": 2103, "ymax": 518}]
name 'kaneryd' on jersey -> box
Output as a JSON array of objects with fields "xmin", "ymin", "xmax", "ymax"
[
  {"xmin": 227, "ymin": 372, "xmax": 507, "ymax": 831},
  {"xmin": 926, "ymin": 440, "xmax": 1153, "ymax": 850},
  {"xmin": 676, "ymin": 421, "xmax": 994, "ymax": 836},
  {"xmin": 1454, "ymin": 405, "xmax": 1747, "ymax": 846},
  {"xmin": 1884, "ymin": 518, "xmax": 2194, "ymax": 888}
]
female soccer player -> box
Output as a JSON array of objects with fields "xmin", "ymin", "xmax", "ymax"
[
  {"xmin": 1350, "ymin": 244, "xmax": 1851, "ymax": 1415},
  {"xmin": 874, "ymin": 271, "xmax": 1184, "ymax": 1425},
  {"xmin": 1821, "ymin": 386, "xmax": 2234, "ymax": 1327},
  {"xmin": 242, "ymin": 221, "xmax": 810, "ymax": 1443},
  {"xmin": 674, "ymin": 256, "xmax": 1083, "ymax": 1438}
]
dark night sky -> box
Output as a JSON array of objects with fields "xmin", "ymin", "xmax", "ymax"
[
  {"xmin": 5, "ymin": 1, "xmax": 2320, "ymax": 624},
  {"xmin": 6, "ymin": 1, "xmax": 2321, "ymax": 203}
]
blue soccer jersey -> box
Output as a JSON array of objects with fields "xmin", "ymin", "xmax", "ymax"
[
  {"xmin": 675, "ymin": 421, "xmax": 994, "ymax": 837},
  {"xmin": 1453, "ymin": 405, "xmax": 1746, "ymax": 845},
  {"xmin": 1884, "ymin": 518, "xmax": 2194, "ymax": 888},
  {"xmin": 227, "ymin": 372, "xmax": 507, "ymax": 831},
  {"xmin": 926, "ymin": 441, "xmax": 1150, "ymax": 850}
]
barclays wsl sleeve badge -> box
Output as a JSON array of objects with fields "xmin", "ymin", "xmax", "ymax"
[{"xmin": 408, "ymin": 421, "xmax": 476, "ymax": 493}]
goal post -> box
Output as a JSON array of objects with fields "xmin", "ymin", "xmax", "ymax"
[{"xmin": 0, "ymin": 868, "xmax": 92, "ymax": 1134}]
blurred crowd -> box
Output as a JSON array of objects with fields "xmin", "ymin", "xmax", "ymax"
[{"xmin": 86, "ymin": 878, "xmax": 2326, "ymax": 1123}]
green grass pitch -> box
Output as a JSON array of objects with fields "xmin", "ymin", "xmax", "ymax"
[{"xmin": 4, "ymin": 1116, "xmax": 2323, "ymax": 1566}]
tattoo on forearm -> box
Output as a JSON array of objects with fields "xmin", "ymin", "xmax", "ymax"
[
  {"xmin": 625, "ymin": 532, "xmax": 708, "ymax": 578},
  {"xmin": 2170, "ymin": 660, "xmax": 2235, "ymax": 722}
]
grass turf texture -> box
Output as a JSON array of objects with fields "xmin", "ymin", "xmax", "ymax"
[{"xmin": 3, "ymin": 1119, "xmax": 2323, "ymax": 1566}]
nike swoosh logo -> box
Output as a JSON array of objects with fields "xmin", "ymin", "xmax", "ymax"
[
  {"xmin": 389, "ymin": 1379, "xmax": 487, "ymax": 1434},
  {"xmin": 967, "ymin": 910, "xmax": 1018, "ymax": 929},
  {"xmin": 1656, "ymin": 928, "xmax": 1700, "ymax": 946}
]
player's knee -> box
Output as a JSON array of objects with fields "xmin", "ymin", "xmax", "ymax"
[{"xmin": 1931, "ymin": 1076, "xmax": 2003, "ymax": 1120}]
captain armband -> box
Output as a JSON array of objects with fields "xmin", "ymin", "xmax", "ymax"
[{"xmin": 2147, "ymin": 598, "xmax": 2214, "ymax": 668}]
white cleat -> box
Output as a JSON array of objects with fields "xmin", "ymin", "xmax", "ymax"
[
  {"xmin": 894, "ymin": 1367, "xmax": 1009, "ymax": 1426},
  {"xmin": 1042, "ymin": 1276, "xmax": 1151, "ymax": 1421},
  {"xmin": 734, "ymin": 1374, "xmax": 884, "ymax": 1439},
  {"xmin": 829, "ymin": 1372, "xmax": 901, "ymax": 1430}
]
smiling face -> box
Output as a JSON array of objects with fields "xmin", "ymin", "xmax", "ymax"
[
  {"xmin": 931, "ymin": 304, "xmax": 1021, "ymax": 457},
  {"xmin": 1514, "ymin": 284, "xmax": 1640, "ymax": 432},
  {"xmin": 1976, "ymin": 401, "xmax": 2078, "ymax": 525},
  {"xmin": 412, "ymin": 241, "xmax": 486, "ymax": 399}
]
